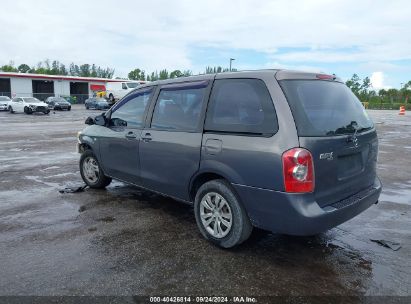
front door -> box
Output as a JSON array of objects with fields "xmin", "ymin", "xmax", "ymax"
[
  {"xmin": 139, "ymin": 80, "xmax": 211, "ymax": 201},
  {"xmin": 99, "ymin": 87, "xmax": 154, "ymax": 184}
]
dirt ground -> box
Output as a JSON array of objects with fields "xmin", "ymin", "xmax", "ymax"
[{"xmin": 0, "ymin": 106, "xmax": 410, "ymax": 297}]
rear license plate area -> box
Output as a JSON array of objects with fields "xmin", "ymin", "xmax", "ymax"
[{"xmin": 338, "ymin": 152, "xmax": 363, "ymax": 179}]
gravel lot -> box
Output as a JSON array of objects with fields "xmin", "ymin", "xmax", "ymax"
[{"xmin": 0, "ymin": 106, "xmax": 410, "ymax": 297}]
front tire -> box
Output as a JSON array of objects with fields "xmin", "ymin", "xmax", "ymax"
[
  {"xmin": 109, "ymin": 94, "xmax": 115, "ymax": 104},
  {"xmin": 9, "ymin": 106, "xmax": 15, "ymax": 114},
  {"xmin": 194, "ymin": 179, "xmax": 252, "ymax": 248},
  {"xmin": 80, "ymin": 150, "xmax": 112, "ymax": 189}
]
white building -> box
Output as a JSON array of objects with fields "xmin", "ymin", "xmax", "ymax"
[{"xmin": 0, "ymin": 72, "xmax": 126, "ymax": 103}]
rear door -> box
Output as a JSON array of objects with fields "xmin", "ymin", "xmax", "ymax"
[
  {"xmin": 139, "ymin": 80, "xmax": 211, "ymax": 201},
  {"xmin": 99, "ymin": 87, "xmax": 154, "ymax": 184},
  {"xmin": 278, "ymin": 75, "xmax": 378, "ymax": 207}
]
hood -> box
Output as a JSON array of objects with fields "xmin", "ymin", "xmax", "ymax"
[{"xmin": 28, "ymin": 101, "xmax": 47, "ymax": 105}]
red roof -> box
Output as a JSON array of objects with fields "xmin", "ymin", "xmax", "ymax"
[{"xmin": 0, "ymin": 72, "xmax": 129, "ymax": 83}]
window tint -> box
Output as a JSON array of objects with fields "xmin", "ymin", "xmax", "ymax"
[
  {"xmin": 205, "ymin": 79, "xmax": 278, "ymax": 135},
  {"xmin": 151, "ymin": 82, "xmax": 208, "ymax": 131},
  {"xmin": 279, "ymin": 80, "xmax": 374, "ymax": 136},
  {"xmin": 122, "ymin": 83, "xmax": 128, "ymax": 90},
  {"xmin": 110, "ymin": 88, "xmax": 153, "ymax": 127}
]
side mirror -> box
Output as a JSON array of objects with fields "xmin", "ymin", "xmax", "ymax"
[
  {"xmin": 94, "ymin": 114, "xmax": 106, "ymax": 126},
  {"xmin": 85, "ymin": 116, "xmax": 95, "ymax": 125}
]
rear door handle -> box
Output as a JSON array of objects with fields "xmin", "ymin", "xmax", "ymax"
[
  {"xmin": 141, "ymin": 132, "xmax": 152, "ymax": 142},
  {"xmin": 125, "ymin": 131, "xmax": 137, "ymax": 139}
]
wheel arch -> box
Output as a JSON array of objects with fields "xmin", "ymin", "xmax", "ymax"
[
  {"xmin": 189, "ymin": 171, "xmax": 231, "ymax": 202},
  {"xmin": 78, "ymin": 142, "xmax": 93, "ymax": 154}
]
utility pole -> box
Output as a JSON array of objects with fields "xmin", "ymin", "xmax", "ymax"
[{"xmin": 229, "ymin": 58, "xmax": 235, "ymax": 71}]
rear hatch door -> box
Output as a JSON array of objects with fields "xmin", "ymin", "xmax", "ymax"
[{"xmin": 277, "ymin": 74, "xmax": 378, "ymax": 207}]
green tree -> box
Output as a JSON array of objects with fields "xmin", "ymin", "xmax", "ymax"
[
  {"xmin": 183, "ymin": 70, "xmax": 192, "ymax": 77},
  {"xmin": 18, "ymin": 64, "xmax": 31, "ymax": 73},
  {"xmin": 0, "ymin": 61, "xmax": 18, "ymax": 72},
  {"xmin": 159, "ymin": 69, "xmax": 169, "ymax": 80},
  {"xmin": 170, "ymin": 70, "xmax": 183, "ymax": 78},
  {"xmin": 378, "ymin": 89, "xmax": 387, "ymax": 98},
  {"xmin": 79, "ymin": 64, "xmax": 91, "ymax": 77},
  {"xmin": 128, "ymin": 68, "xmax": 142, "ymax": 80},
  {"xmin": 359, "ymin": 76, "xmax": 372, "ymax": 101},
  {"xmin": 346, "ymin": 74, "xmax": 361, "ymax": 96}
]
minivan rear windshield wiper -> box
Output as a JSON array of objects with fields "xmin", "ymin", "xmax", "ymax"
[
  {"xmin": 356, "ymin": 126, "xmax": 373, "ymax": 133},
  {"xmin": 326, "ymin": 121, "xmax": 373, "ymax": 136}
]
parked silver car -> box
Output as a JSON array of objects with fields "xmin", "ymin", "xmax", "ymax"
[{"xmin": 0, "ymin": 96, "xmax": 11, "ymax": 111}]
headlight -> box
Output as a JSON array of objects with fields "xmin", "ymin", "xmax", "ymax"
[{"xmin": 77, "ymin": 131, "xmax": 82, "ymax": 139}]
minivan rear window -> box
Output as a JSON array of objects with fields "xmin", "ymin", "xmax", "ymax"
[{"xmin": 280, "ymin": 80, "xmax": 374, "ymax": 137}]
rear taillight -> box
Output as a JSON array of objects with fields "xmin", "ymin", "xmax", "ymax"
[{"xmin": 282, "ymin": 148, "xmax": 314, "ymax": 193}]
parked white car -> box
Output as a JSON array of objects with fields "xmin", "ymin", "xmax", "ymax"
[
  {"xmin": 0, "ymin": 96, "xmax": 11, "ymax": 111},
  {"xmin": 105, "ymin": 81, "xmax": 145, "ymax": 104},
  {"xmin": 8, "ymin": 97, "xmax": 50, "ymax": 114}
]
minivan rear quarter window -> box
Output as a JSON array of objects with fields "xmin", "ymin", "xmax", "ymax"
[
  {"xmin": 205, "ymin": 79, "xmax": 278, "ymax": 135},
  {"xmin": 280, "ymin": 80, "xmax": 374, "ymax": 137}
]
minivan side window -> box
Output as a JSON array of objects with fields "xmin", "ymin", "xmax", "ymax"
[
  {"xmin": 151, "ymin": 81, "xmax": 208, "ymax": 131},
  {"xmin": 110, "ymin": 88, "xmax": 153, "ymax": 127},
  {"xmin": 204, "ymin": 79, "xmax": 278, "ymax": 135},
  {"xmin": 122, "ymin": 83, "xmax": 128, "ymax": 90}
]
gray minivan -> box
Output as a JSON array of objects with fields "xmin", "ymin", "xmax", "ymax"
[{"xmin": 77, "ymin": 70, "xmax": 382, "ymax": 248}]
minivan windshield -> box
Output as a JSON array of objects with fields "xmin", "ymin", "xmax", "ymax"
[{"xmin": 280, "ymin": 80, "xmax": 374, "ymax": 137}]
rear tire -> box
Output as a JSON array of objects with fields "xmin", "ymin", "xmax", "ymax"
[
  {"xmin": 194, "ymin": 179, "xmax": 252, "ymax": 248},
  {"xmin": 80, "ymin": 150, "xmax": 112, "ymax": 189}
]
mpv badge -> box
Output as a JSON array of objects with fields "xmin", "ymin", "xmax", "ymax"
[{"xmin": 320, "ymin": 152, "xmax": 333, "ymax": 161}]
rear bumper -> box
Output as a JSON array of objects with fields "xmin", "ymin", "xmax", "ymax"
[{"xmin": 233, "ymin": 176, "xmax": 382, "ymax": 235}]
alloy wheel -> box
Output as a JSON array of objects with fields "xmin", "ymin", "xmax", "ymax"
[
  {"xmin": 82, "ymin": 156, "xmax": 100, "ymax": 184},
  {"xmin": 199, "ymin": 192, "xmax": 233, "ymax": 238}
]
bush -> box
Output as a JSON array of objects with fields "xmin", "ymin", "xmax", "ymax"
[{"xmin": 367, "ymin": 103, "xmax": 411, "ymax": 110}]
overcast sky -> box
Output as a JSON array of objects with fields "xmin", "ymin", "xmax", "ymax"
[{"xmin": 1, "ymin": 0, "xmax": 410, "ymax": 89}]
